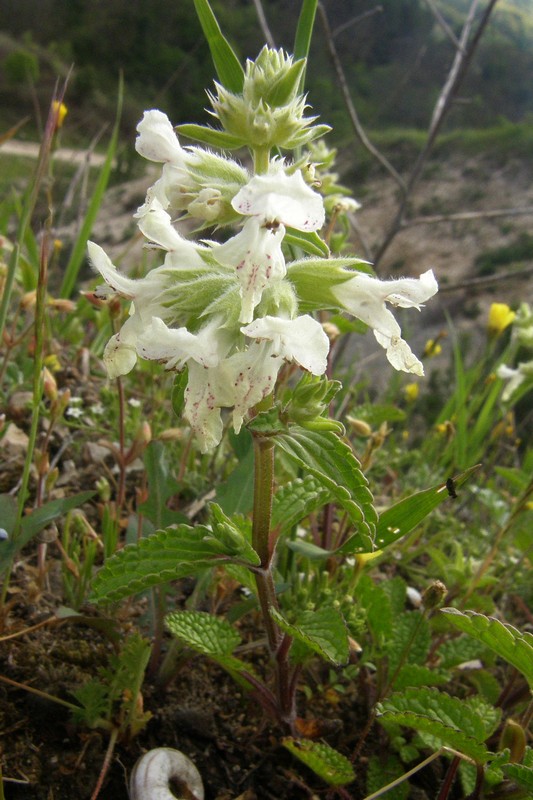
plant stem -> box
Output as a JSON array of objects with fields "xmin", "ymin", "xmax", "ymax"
[{"xmin": 251, "ymin": 433, "xmax": 296, "ymax": 729}]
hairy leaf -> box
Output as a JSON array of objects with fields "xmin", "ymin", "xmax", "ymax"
[
  {"xmin": 176, "ymin": 123, "xmax": 245, "ymax": 150},
  {"xmin": 377, "ymin": 687, "xmax": 491, "ymax": 763},
  {"xmin": 274, "ymin": 426, "xmax": 377, "ymax": 551},
  {"xmin": 441, "ymin": 608, "xmax": 533, "ymax": 689},
  {"xmin": 209, "ymin": 504, "xmax": 260, "ymax": 566},
  {"xmin": 166, "ymin": 610, "xmax": 253, "ymax": 687},
  {"xmin": 282, "ymin": 738, "xmax": 355, "ymax": 786},
  {"xmin": 271, "ymin": 475, "xmax": 331, "ymax": 536},
  {"xmin": 90, "ymin": 525, "xmax": 232, "ymax": 603},
  {"xmin": 270, "ymin": 605, "xmax": 349, "ymax": 665}
]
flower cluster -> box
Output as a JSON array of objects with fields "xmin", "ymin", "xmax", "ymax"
[{"xmin": 89, "ymin": 48, "xmax": 438, "ymax": 451}]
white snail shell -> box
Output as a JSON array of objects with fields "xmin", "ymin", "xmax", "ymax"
[{"xmin": 129, "ymin": 747, "xmax": 205, "ymax": 800}]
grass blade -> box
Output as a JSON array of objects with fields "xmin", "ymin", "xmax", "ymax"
[{"xmin": 193, "ymin": 0, "xmax": 244, "ymax": 93}]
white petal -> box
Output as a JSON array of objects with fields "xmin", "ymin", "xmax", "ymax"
[
  {"xmin": 135, "ymin": 110, "xmax": 185, "ymax": 165},
  {"xmin": 102, "ymin": 334, "xmax": 137, "ymax": 379},
  {"xmin": 332, "ymin": 270, "xmax": 438, "ymax": 374},
  {"xmin": 137, "ymin": 317, "xmax": 221, "ymax": 370},
  {"xmin": 221, "ymin": 343, "xmax": 283, "ymax": 432},
  {"xmin": 87, "ymin": 241, "xmax": 137, "ymax": 298},
  {"xmin": 231, "ymin": 165, "xmax": 325, "ymax": 231},
  {"xmin": 184, "ymin": 362, "xmax": 224, "ymax": 452},
  {"xmin": 214, "ymin": 217, "xmax": 286, "ymax": 323},
  {"xmin": 136, "ymin": 199, "xmax": 204, "ymax": 266},
  {"xmin": 242, "ymin": 315, "xmax": 329, "ymax": 375}
]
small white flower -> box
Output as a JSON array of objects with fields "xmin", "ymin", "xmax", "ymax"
[
  {"xmin": 213, "ymin": 217, "xmax": 286, "ymax": 323},
  {"xmin": 128, "ymin": 398, "xmax": 142, "ymax": 408},
  {"xmin": 332, "ymin": 269, "xmax": 438, "ymax": 375},
  {"xmin": 241, "ymin": 314, "xmax": 329, "ymax": 375},
  {"xmin": 497, "ymin": 361, "xmax": 533, "ymax": 401},
  {"xmin": 136, "ymin": 316, "xmax": 223, "ymax": 370},
  {"xmin": 135, "ymin": 110, "xmax": 186, "ymax": 166},
  {"xmin": 231, "ymin": 162, "xmax": 325, "ymax": 231},
  {"xmin": 135, "ymin": 198, "xmax": 205, "ymax": 267}
]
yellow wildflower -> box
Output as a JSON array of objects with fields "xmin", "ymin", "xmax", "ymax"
[
  {"xmin": 52, "ymin": 100, "xmax": 68, "ymax": 129},
  {"xmin": 404, "ymin": 382, "xmax": 419, "ymax": 402},
  {"xmin": 488, "ymin": 303, "xmax": 515, "ymax": 338},
  {"xmin": 423, "ymin": 338, "xmax": 442, "ymax": 358}
]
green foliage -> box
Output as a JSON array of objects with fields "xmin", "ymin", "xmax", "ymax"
[
  {"xmin": 3, "ymin": 49, "xmax": 39, "ymax": 84},
  {"xmin": 72, "ymin": 633, "xmax": 152, "ymax": 737},
  {"xmin": 282, "ymin": 738, "xmax": 355, "ymax": 786},
  {"xmin": 270, "ymin": 605, "xmax": 349, "ymax": 665},
  {"xmin": 377, "ymin": 687, "xmax": 492, "ymax": 764},
  {"xmin": 442, "ymin": 609, "xmax": 533, "ymax": 689}
]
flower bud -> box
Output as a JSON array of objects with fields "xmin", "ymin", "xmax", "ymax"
[
  {"xmin": 421, "ymin": 580, "xmax": 447, "ymax": 610},
  {"xmin": 499, "ymin": 719, "xmax": 526, "ymax": 763}
]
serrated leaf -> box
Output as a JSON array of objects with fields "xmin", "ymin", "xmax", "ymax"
[
  {"xmin": 176, "ymin": 123, "xmax": 244, "ymax": 150},
  {"xmin": 377, "ymin": 688, "xmax": 491, "ymax": 763},
  {"xmin": 271, "ymin": 475, "xmax": 331, "ymax": 535},
  {"xmin": 192, "ymin": 0, "xmax": 244, "ymax": 93},
  {"xmin": 441, "ymin": 608, "xmax": 533, "ymax": 689},
  {"xmin": 392, "ymin": 664, "xmax": 449, "ymax": 692},
  {"xmin": 274, "ymin": 427, "xmax": 376, "ymax": 551},
  {"xmin": 90, "ymin": 525, "xmax": 231, "ymax": 603},
  {"xmin": 366, "ymin": 755, "xmax": 409, "ymax": 800},
  {"xmin": 501, "ymin": 762, "xmax": 533, "ymax": 791},
  {"xmin": 385, "ymin": 612, "xmax": 430, "ymax": 678},
  {"xmin": 375, "ymin": 464, "xmax": 481, "ymax": 549},
  {"xmin": 282, "ymin": 738, "xmax": 355, "ymax": 786},
  {"xmin": 270, "ymin": 605, "xmax": 349, "ymax": 665},
  {"xmin": 166, "ymin": 610, "xmax": 253, "ymax": 688}
]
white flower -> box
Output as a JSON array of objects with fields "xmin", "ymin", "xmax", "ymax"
[
  {"xmin": 231, "ymin": 162, "xmax": 325, "ymax": 231},
  {"xmin": 88, "ymin": 241, "xmax": 178, "ymax": 379},
  {"xmin": 221, "ymin": 342, "xmax": 284, "ymax": 434},
  {"xmin": 332, "ymin": 269, "xmax": 438, "ymax": 375},
  {"xmin": 242, "ymin": 314, "xmax": 329, "ymax": 375},
  {"xmin": 136, "ymin": 316, "xmax": 223, "ymax": 370},
  {"xmin": 135, "ymin": 197, "xmax": 205, "ymax": 267},
  {"xmin": 135, "ymin": 110, "xmax": 186, "ymax": 166},
  {"xmin": 497, "ymin": 361, "xmax": 533, "ymax": 401},
  {"xmin": 213, "ymin": 217, "xmax": 286, "ymax": 323}
]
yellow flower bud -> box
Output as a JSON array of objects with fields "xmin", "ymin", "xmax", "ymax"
[
  {"xmin": 404, "ymin": 382, "xmax": 419, "ymax": 402},
  {"xmin": 488, "ymin": 303, "xmax": 515, "ymax": 338},
  {"xmin": 52, "ymin": 100, "xmax": 68, "ymax": 129},
  {"xmin": 423, "ymin": 338, "xmax": 442, "ymax": 357}
]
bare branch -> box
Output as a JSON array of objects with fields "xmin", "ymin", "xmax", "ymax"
[
  {"xmin": 317, "ymin": 2, "xmax": 406, "ymax": 192},
  {"xmin": 251, "ymin": 0, "xmax": 276, "ymax": 49},
  {"xmin": 405, "ymin": 206, "xmax": 533, "ymax": 227},
  {"xmin": 438, "ymin": 264, "xmax": 533, "ymax": 293},
  {"xmin": 374, "ymin": 0, "xmax": 500, "ymax": 266},
  {"xmin": 422, "ymin": 0, "xmax": 462, "ymax": 51},
  {"xmin": 332, "ymin": 7, "xmax": 383, "ymax": 39}
]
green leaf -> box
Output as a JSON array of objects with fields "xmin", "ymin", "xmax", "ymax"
[
  {"xmin": 282, "ymin": 738, "xmax": 355, "ymax": 786},
  {"xmin": 176, "ymin": 123, "xmax": 245, "ymax": 150},
  {"xmin": 376, "ymin": 688, "xmax": 491, "ymax": 764},
  {"xmin": 171, "ymin": 370, "xmax": 188, "ymax": 417},
  {"xmin": 90, "ymin": 525, "xmax": 232, "ymax": 603},
  {"xmin": 385, "ymin": 612, "xmax": 431, "ymax": 678},
  {"xmin": 366, "ymin": 755, "xmax": 409, "ymax": 800},
  {"xmin": 502, "ymin": 761, "xmax": 533, "ymax": 792},
  {"xmin": 274, "ymin": 426, "xmax": 377, "ymax": 552},
  {"xmin": 270, "ymin": 605, "xmax": 349, "ymax": 665},
  {"xmin": 375, "ymin": 464, "xmax": 481, "ymax": 549},
  {"xmin": 294, "ymin": 0, "xmax": 318, "ymax": 62},
  {"xmin": 165, "ymin": 610, "xmax": 253, "ymax": 687},
  {"xmin": 271, "ymin": 475, "xmax": 331, "ymax": 535},
  {"xmin": 215, "ymin": 445, "xmax": 255, "ymax": 516},
  {"xmin": 192, "ymin": 0, "xmax": 244, "ymax": 93},
  {"xmin": 0, "ymin": 490, "xmax": 96, "ymax": 574},
  {"xmin": 138, "ymin": 441, "xmax": 188, "ymax": 529},
  {"xmin": 209, "ymin": 504, "xmax": 260, "ymax": 566},
  {"xmin": 284, "ymin": 228, "xmax": 330, "ymax": 258},
  {"xmin": 392, "ymin": 664, "xmax": 449, "ymax": 692},
  {"xmin": 441, "ymin": 608, "xmax": 533, "ymax": 689},
  {"xmin": 0, "ymin": 493, "xmax": 18, "ymax": 536}
]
